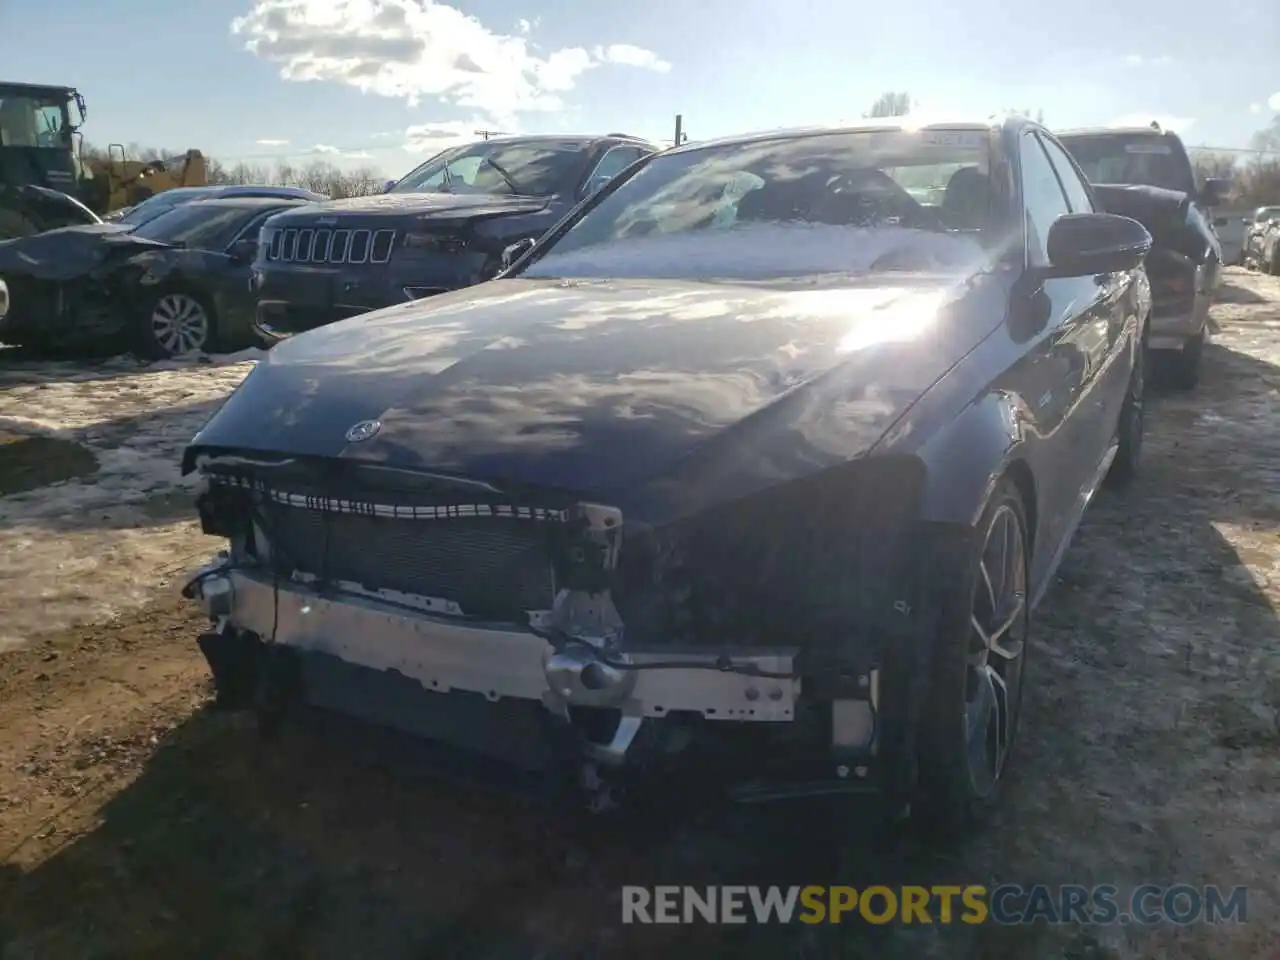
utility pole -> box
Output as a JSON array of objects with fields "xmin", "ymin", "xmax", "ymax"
[
  {"xmin": 473, "ymin": 129, "xmax": 510, "ymax": 141},
  {"xmin": 673, "ymin": 114, "xmax": 687, "ymax": 146}
]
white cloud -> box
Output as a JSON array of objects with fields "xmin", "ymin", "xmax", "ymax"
[
  {"xmin": 230, "ymin": 0, "xmax": 670, "ymax": 123},
  {"xmin": 400, "ymin": 119, "xmax": 492, "ymax": 153},
  {"xmin": 1108, "ymin": 113, "xmax": 1196, "ymax": 134},
  {"xmin": 592, "ymin": 44, "xmax": 672, "ymax": 73},
  {"xmin": 1250, "ymin": 103, "xmax": 1263, "ymax": 113},
  {"xmin": 1269, "ymin": 91, "xmax": 1280, "ymax": 111},
  {"xmin": 516, "ymin": 17, "xmax": 531, "ymax": 34},
  {"xmin": 1123, "ymin": 54, "xmax": 1171, "ymax": 66},
  {"xmin": 255, "ymin": 138, "xmax": 289, "ymax": 145},
  {"xmin": 306, "ymin": 143, "xmax": 372, "ymax": 160}
]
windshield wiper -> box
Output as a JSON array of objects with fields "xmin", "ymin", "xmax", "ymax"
[{"xmin": 482, "ymin": 156, "xmax": 521, "ymax": 194}]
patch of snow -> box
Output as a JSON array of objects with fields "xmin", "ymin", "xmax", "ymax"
[{"xmin": 0, "ymin": 356, "xmax": 258, "ymax": 650}]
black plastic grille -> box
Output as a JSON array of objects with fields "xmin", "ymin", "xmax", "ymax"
[{"xmin": 262, "ymin": 502, "xmax": 555, "ymax": 619}]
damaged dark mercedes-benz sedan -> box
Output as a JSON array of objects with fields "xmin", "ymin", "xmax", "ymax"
[{"xmin": 181, "ymin": 117, "xmax": 1153, "ymax": 832}]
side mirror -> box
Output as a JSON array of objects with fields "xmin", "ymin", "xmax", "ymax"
[
  {"xmin": 500, "ymin": 237, "xmax": 536, "ymax": 271},
  {"xmin": 1199, "ymin": 178, "xmax": 1230, "ymax": 207},
  {"xmin": 228, "ymin": 237, "xmax": 259, "ymax": 264},
  {"xmin": 382, "ymin": 179, "xmax": 398, "ymax": 193},
  {"xmin": 1045, "ymin": 213, "xmax": 1152, "ymax": 277}
]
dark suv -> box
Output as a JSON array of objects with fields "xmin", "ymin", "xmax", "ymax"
[
  {"xmin": 1057, "ymin": 125, "xmax": 1229, "ymax": 389},
  {"xmin": 251, "ymin": 133, "xmax": 658, "ymax": 338}
]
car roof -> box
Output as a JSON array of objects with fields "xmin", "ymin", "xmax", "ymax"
[
  {"xmin": 664, "ymin": 118, "xmax": 1006, "ymax": 155},
  {"xmin": 179, "ymin": 197, "xmax": 313, "ymax": 210},
  {"xmin": 149, "ymin": 187, "xmax": 215, "ymax": 198},
  {"xmin": 1055, "ymin": 126, "xmax": 1179, "ymax": 139},
  {"xmin": 0, "ymin": 81, "xmax": 77, "ymax": 96},
  {"xmin": 461, "ymin": 132, "xmax": 657, "ymax": 149},
  {"xmin": 209, "ymin": 185, "xmax": 327, "ymax": 198}
]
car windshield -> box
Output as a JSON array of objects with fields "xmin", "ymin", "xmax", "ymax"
[
  {"xmin": 116, "ymin": 189, "xmax": 214, "ymax": 227},
  {"xmin": 390, "ymin": 139, "xmax": 590, "ymax": 196},
  {"xmin": 519, "ymin": 129, "xmax": 995, "ymax": 281},
  {"xmin": 130, "ymin": 203, "xmax": 254, "ymax": 249},
  {"xmin": 1253, "ymin": 206, "xmax": 1280, "ymax": 222},
  {"xmin": 1057, "ymin": 134, "xmax": 1195, "ymax": 194}
]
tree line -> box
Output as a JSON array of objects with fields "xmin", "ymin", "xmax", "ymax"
[{"xmin": 82, "ymin": 143, "xmax": 387, "ymax": 200}]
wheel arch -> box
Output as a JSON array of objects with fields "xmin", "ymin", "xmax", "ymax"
[
  {"xmin": 1000, "ymin": 456, "xmax": 1038, "ymax": 554},
  {"xmin": 912, "ymin": 388, "xmax": 1037, "ymax": 533}
]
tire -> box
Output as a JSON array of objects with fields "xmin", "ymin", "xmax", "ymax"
[
  {"xmin": 1105, "ymin": 334, "xmax": 1146, "ymax": 488},
  {"xmin": 138, "ymin": 288, "xmax": 218, "ymax": 359},
  {"xmin": 911, "ymin": 475, "xmax": 1031, "ymax": 839},
  {"xmin": 1168, "ymin": 328, "xmax": 1204, "ymax": 391}
]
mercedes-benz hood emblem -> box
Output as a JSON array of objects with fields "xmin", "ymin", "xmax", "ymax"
[{"xmin": 345, "ymin": 419, "xmax": 382, "ymax": 442}]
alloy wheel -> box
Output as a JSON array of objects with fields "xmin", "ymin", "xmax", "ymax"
[
  {"xmin": 150, "ymin": 293, "xmax": 210, "ymax": 356},
  {"xmin": 963, "ymin": 503, "xmax": 1028, "ymax": 798}
]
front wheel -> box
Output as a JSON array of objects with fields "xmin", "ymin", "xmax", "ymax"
[
  {"xmin": 139, "ymin": 289, "xmax": 217, "ymax": 359},
  {"xmin": 912, "ymin": 476, "xmax": 1031, "ymax": 839}
]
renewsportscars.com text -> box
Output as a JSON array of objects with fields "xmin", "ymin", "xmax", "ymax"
[{"xmin": 621, "ymin": 884, "xmax": 1248, "ymax": 926}]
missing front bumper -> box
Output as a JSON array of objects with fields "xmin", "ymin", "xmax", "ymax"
[{"xmin": 186, "ymin": 565, "xmax": 806, "ymax": 767}]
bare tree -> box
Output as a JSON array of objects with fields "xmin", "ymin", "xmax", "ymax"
[
  {"xmin": 1250, "ymin": 115, "xmax": 1280, "ymax": 154},
  {"xmin": 1190, "ymin": 150, "xmax": 1238, "ymax": 182},
  {"xmin": 865, "ymin": 92, "xmax": 912, "ymax": 118},
  {"xmin": 1237, "ymin": 117, "xmax": 1280, "ymax": 205},
  {"xmin": 81, "ymin": 142, "xmax": 391, "ymax": 200}
]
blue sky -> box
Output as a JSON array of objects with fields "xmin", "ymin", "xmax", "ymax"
[{"xmin": 2, "ymin": 0, "xmax": 1276, "ymax": 179}]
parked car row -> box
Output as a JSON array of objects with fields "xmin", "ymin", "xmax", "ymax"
[
  {"xmin": 0, "ymin": 137, "xmax": 661, "ymax": 357},
  {"xmin": 182, "ymin": 116, "xmax": 1166, "ymax": 835}
]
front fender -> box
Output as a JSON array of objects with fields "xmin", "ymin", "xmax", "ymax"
[{"xmin": 914, "ymin": 392, "xmax": 1027, "ymax": 528}]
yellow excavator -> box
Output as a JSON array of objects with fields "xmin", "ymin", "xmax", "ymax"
[{"xmin": 0, "ymin": 81, "xmax": 207, "ymax": 239}]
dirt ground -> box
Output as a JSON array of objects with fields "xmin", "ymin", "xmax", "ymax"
[{"xmin": 0, "ymin": 273, "xmax": 1276, "ymax": 959}]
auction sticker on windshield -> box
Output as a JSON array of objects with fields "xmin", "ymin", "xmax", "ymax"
[{"xmin": 920, "ymin": 131, "xmax": 984, "ymax": 149}]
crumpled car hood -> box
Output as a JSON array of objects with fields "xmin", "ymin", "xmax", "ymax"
[
  {"xmin": 187, "ymin": 274, "xmax": 997, "ymax": 518},
  {"xmin": 0, "ymin": 224, "xmax": 164, "ymax": 282},
  {"xmin": 1090, "ymin": 183, "xmax": 1205, "ymax": 260}
]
